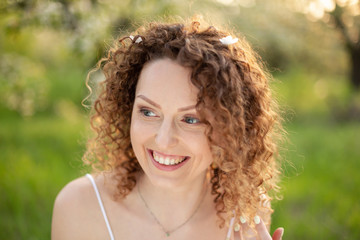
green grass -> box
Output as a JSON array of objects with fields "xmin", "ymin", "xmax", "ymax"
[
  {"xmin": 1, "ymin": 113, "xmax": 359, "ymax": 239},
  {"xmin": 271, "ymin": 120, "xmax": 360, "ymax": 239},
  {"xmin": 0, "ymin": 114, "xmax": 89, "ymax": 239}
]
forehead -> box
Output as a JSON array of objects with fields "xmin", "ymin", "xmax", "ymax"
[{"xmin": 135, "ymin": 58, "xmax": 198, "ymax": 106}]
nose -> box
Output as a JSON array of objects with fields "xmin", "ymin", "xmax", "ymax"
[{"xmin": 155, "ymin": 118, "xmax": 178, "ymax": 149}]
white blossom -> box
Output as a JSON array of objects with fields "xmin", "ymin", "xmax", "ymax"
[
  {"xmin": 130, "ymin": 35, "xmax": 142, "ymax": 43},
  {"xmin": 219, "ymin": 35, "xmax": 238, "ymax": 45}
]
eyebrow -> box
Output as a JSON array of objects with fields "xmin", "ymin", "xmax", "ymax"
[{"xmin": 136, "ymin": 95, "xmax": 196, "ymax": 112}]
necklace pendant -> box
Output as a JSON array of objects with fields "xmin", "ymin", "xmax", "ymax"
[{"xmin": 166, "ymin": 232, "xmax": 170, "ymax": 237}]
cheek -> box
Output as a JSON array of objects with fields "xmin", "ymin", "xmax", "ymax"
[
  {"xmin": 130, "ymin": 113, "xmax": 144, "ymax": 147},
  {"xmin": 131, "ymin": 119, "xmax": 143, "ymax": 144},
  {"xmin": 130, "ymin": 117, "xmax": 155, "ymax": 147},
  {"xmin": 130, "ymin": 118, "xmax": 152, "ymax": 163},
  {"xmin": 202, "ymin": 143, "xmax": 214, "ymax": 165},
  {"xmin": 187, "ymin": 132, "xmax": 213, "ymax": 164}
]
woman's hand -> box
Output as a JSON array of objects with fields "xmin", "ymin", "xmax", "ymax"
[
  {"xmin": 233, "ymin": 216, "xmax": 284, "ymax": 240},
  {"xmin": 253, "ymin": 217, "xmax": 284, "ymax": 240}
]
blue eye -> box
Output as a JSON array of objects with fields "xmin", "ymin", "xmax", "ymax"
[
  {"xmin": 183, "ymin": 116, "xmax": 200, "ymax": 124},
  {"xmin": 140, "ymin": 108, "xmax": 156, "ymax": 117}
]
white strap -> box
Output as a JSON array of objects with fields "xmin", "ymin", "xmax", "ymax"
[
  {"xmin": 225, "ymin": 215, "xmax": 235, "ymax": 240},
  {"xmin": 86, "ymin": 174, "xmax": 115, "ymax": 240}
]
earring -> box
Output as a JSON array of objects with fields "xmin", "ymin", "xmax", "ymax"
[{"xmin": 211, "ymin": 162, "xmax": 218, "ymax": 169}]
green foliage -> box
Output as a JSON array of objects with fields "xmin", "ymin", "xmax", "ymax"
[
  {"xmin": 272, "ymin": 67, "xmax": 347, "ymax": 114},
  {"xmin": 272, "ymin": 67, "xmax": 360, "ymax": 122},
  {"xmin": 0, "ymin": 54, "xmax": 48, "ymax": 116}
]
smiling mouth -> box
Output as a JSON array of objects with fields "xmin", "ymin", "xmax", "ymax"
[{"xmin": 149, "ymin": 149, "xmax": 189, "ymax": 166}]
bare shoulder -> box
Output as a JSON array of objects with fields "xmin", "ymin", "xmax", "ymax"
[
  {"xmin": 51, "ymin": 175, "xmax": 106, "ymax": 240},
  {"xmin": 54, "ymin": 175, "xmax": 93, "ymax": 205}
]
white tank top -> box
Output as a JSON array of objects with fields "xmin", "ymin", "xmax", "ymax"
[{"xmin": 85, "ymin": 174, "xmax": 235, "ymax": 240}]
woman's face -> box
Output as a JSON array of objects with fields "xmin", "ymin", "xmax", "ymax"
[{"xmin": 130, "ymin": 58, "xmax": 213, "ymax": 188}]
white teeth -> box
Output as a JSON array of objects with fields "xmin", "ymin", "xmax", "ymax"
[{"xmin": 152, "ymin": 151, "xmax": 186, "ymax": 166}]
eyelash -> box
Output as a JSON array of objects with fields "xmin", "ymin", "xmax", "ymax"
[
  {"xmin": 139, "ymin": 107, "xmax": 200, "ymax": 125},
  {"xmin": 139, "ymin": 108, "xmax": 157, "ymax": 117},
  {"xmin": 182, "ymin": 116, "xmax": 200, "ymax": 125}
]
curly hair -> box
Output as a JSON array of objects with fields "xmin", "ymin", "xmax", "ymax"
[{"xmin": 83, "ymin": 17, "xmax": 284, "ymax": 229}]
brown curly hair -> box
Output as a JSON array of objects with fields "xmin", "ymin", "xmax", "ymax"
[{"xmin": 83, "ymin": 17, "xmax": 284, "ymax": 229}]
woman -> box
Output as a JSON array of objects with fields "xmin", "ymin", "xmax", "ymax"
[{"xmin": 52, "ymin": 18, "xmax": 285, "ymax": 240}]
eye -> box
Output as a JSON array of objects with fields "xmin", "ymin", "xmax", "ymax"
[
  {"xmin": 183, "ymin": 116, "xmax": 200, "ymax": 124},
  {"xmin": 140, "ymin": 108, "xmax": 157, "ymax": 117}
]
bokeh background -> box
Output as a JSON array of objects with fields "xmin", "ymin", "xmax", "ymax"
[{"xmin": 1, "ymin": 0, "xmax": 359, "ymax": 239}]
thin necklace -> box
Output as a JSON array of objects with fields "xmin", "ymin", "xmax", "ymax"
[{"xmin": 137, "ymin": 179, "xmax": 208, "ymax": 237}]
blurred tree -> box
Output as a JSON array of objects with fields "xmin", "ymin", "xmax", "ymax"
[
  {"xmin": 289, "ymin": 0, "xmax": 360, "ymax": 90},
  {"xmin": 0, "ymin": 0, "xmax": 185, "ymax": 65},
  {"xmin": 330, "ymin": 2, "xmax": 360, "ymax": 90},
  {"xmin": 2, "ymin": 0, "xmax": 357, "ymax": 118},
  {"xmin": 208, "ymin": 0, "xmax": 347, "ymax": 75},
  {"xmin": 0, "ymin": 0, "xmax": 184, "ymax": 116}
]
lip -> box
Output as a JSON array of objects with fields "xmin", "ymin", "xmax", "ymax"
[{"xmin": 147, "ymin": 149, "xmax": 190, "ymax": 171}]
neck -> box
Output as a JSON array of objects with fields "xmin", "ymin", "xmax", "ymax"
[{"xmin": 136, "ymin": 171, "xmax": 209, "ymax": 228}]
